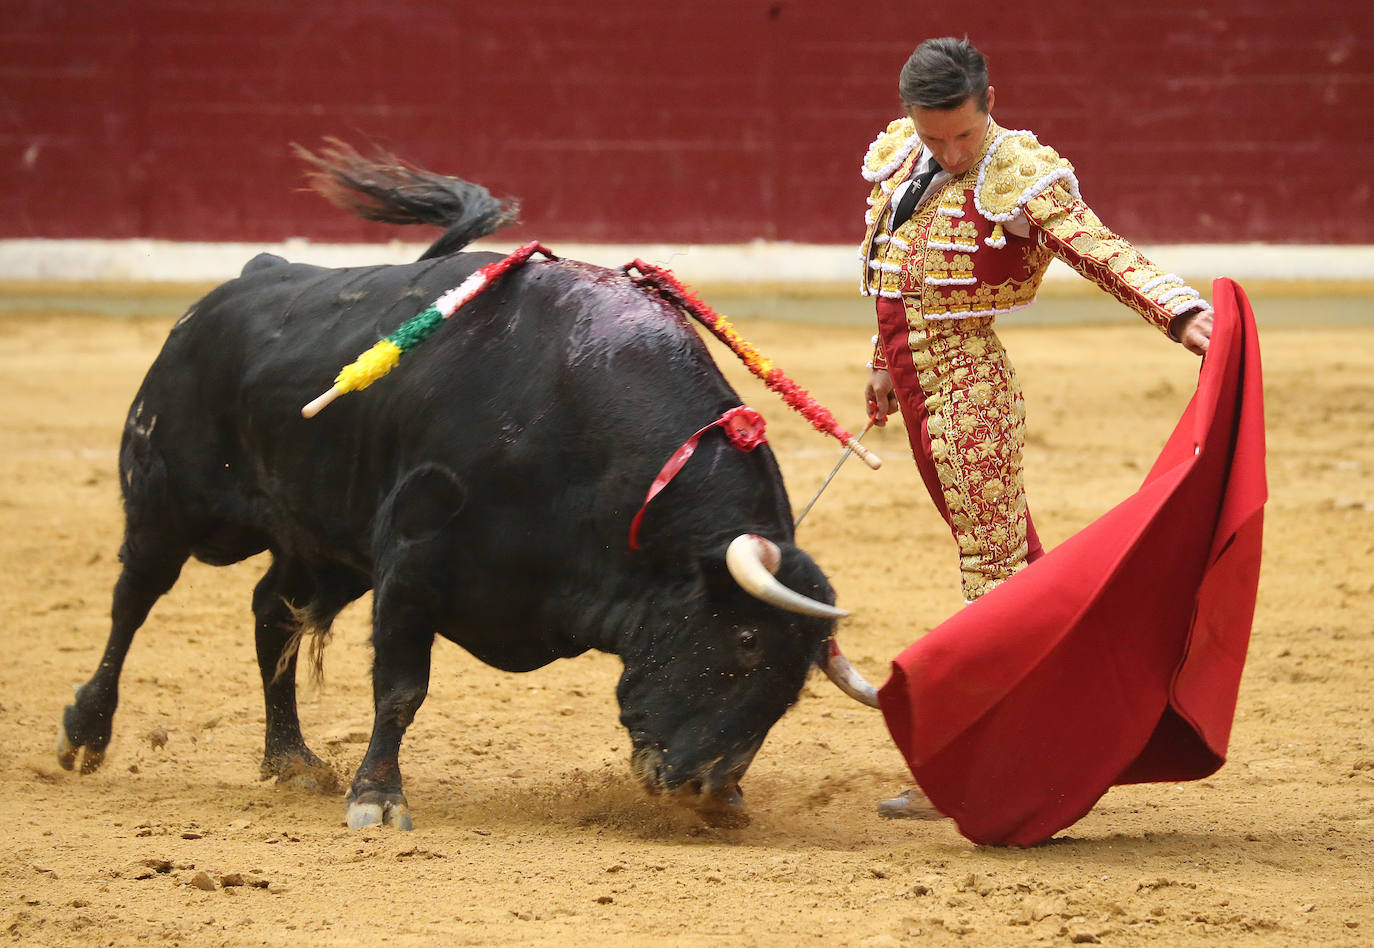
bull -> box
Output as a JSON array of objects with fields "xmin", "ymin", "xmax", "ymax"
[{"xmin": 57, "ymin": 144, "xmax": 875, "ymax": 830}]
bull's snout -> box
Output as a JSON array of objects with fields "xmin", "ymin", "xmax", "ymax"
[{"xmin": 630, "ymin": 744, "xmax": 752, "ymax": 828}]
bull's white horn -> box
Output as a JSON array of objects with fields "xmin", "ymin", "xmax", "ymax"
[
  {"xmin": 823, "ymin": 637, "xmax": 880, "ymax": 708},
  {"xmin": 724, "ymin": 534, "xmax": 848, "ymax": 619}
]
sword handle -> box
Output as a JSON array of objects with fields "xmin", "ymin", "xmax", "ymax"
[{"xmin": 844, "ymin": 435, "xmax": 882, "ymax": 470}]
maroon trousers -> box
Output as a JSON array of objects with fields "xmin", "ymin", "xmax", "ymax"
[{"xmin": 875, "ymin": 296, "xmax": 1044, "ymax": 599}]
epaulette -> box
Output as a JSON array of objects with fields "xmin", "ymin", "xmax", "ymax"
[
  {"xmin": 974, "ymin": 130, "xmax": 1079, "ymax": 222},
  {"xmin": 862, "ymin": 118, "xmax": 920, "ymax": 183}
]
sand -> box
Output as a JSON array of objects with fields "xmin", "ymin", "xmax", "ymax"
[{"xmin": 1, "ymin": 298, "xmax": 1370, "ymax": 946}]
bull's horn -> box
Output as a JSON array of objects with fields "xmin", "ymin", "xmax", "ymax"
[
  {"xmin": 823, "ymin": 637, "xmax": 880, "ymax": 708},
  {"xmin": 724, "ymin": 534, "xmax": 848, "ymax": 619}
]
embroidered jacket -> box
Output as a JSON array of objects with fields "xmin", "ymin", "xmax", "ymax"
[{"xmin": 860, "ymin": 118, "xmax": 1210, "ymax": 367}]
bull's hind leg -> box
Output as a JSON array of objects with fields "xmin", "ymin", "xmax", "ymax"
[
  {"xmin": 252, "ymin": 556, "xmax": 367, "ymax": 789},
  {"xmin": 345, "ymin": 464, "xmax": 462, "ymax": 830},
  {"xmin": 59, "ymin": 532, "xmax": 188, "ymax": 774},
  {"xmin": 345, "ymin": 593, "xmax": 434, "ymax": 831}
]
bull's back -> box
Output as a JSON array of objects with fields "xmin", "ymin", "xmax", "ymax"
[
  {"xmin": 127, "ymin": 253, "xmax": 496, "ymax": 564},
  {"xmin": 130, "ymin": 253, "xmax": 747, "ymax": 572}
]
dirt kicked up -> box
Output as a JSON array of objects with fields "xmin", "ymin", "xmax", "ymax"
[{"xmin": 1, "ymin": 300, "xmax": 1370, "ymax": 946}]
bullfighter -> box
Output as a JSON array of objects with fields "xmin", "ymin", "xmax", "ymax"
[{"xmin": 859, "ymin": 37, "xmax": 1214, "ymax": 817}]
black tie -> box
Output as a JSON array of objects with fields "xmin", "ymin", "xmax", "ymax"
[{"xmin": 891, "ymin": 158, "xmax": 942, "ymax": 229}]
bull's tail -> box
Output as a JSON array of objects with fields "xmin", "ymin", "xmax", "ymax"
[
  {"xmin": 273, "ymin": 599, "xmax": 335, "ymax": 688},
  {"xmin": 294, "ymin": 138, "xmax": 520, "ymax": 261}
]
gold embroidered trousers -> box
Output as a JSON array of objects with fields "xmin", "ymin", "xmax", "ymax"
[{"xmin": 876, "ymin": 297, "xmax": 1045, "ymax": 600}]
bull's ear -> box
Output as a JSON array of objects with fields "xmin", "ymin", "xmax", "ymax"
[
  {"xmin": 773, "ymin": 544, "xmax": 838, "ymax": 611},
  {"xmin": 697, "ymin": 548, "xmax": 738, "ymax": 598}
]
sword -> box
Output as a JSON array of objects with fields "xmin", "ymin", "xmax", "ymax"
[{"xmin": 793, "ymin": 420, "xmax": 876, "ymax": 529}]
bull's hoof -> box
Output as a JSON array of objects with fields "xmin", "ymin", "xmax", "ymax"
[
  {"xmin": 57, "ymin": 710, "xmax": 107, "ymax": 775},
  {"xmin": 692, "ymin": 785, "xmax": 750, "ymax": 829},
  {"xmin": 261, "ymin": 750, "xmax": 340, "ymax": 794},
  {"xmin": 345, "ymin": 791, "xmax": 413, "ymax": 831},
  {"xmin": 698, "ymin": 803, "xmax": 751, "ymax": 829}
]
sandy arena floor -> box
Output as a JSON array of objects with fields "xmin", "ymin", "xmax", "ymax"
[{"xmin": 1, "ymin": 291, "xmax": 1370, "ymax": 946}]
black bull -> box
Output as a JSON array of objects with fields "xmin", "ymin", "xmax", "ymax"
[{"xmin": 57, "ymin": 155, "xmax": 856, "ymax": 830}]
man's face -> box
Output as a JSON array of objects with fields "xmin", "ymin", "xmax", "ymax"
[{"xmin": 907, "ymin": 86, "xmax": 996, "ymax": 177}]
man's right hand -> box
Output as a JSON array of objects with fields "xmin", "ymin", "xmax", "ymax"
[{"xmin": 865, "ymin": 369, "xmax": 900, "ymax": 426}]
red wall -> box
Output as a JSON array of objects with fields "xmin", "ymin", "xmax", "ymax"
[{"xmin": 2, "ymin": 1, "xmax": 1369, "ymax": 245}]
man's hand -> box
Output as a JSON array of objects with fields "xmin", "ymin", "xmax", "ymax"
[
  {"xmin": 1174, "ymin": 309, "xmax": 1213, "ymax": 356},
  {"xmin": 865, "ymin": 369, "xmax": 900, "ymax": 426}
]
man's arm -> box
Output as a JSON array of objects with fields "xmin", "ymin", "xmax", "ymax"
[
  {"xmin": 864, "ymin": 333, "xmax": 900, "ymax": 424},
  {"xmin": 1021, "ymin": 183, "xmax": 1213, "ymax": 355}
]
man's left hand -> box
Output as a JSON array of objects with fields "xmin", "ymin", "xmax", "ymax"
[{"xmin": 1176, "ymin": 310, "xmax": 1213, "ymax": 356}]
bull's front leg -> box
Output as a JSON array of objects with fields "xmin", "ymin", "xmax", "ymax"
[{"xmin": 346, "ymin": 595, "xmax": 434, "ymax": 830}]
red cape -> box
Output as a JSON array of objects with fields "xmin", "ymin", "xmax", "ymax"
[{"xmin": 878, "ymin": 278, "xmax": 1266, "ymax": 846}]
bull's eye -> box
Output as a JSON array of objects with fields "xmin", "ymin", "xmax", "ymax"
[{"xmin": 738, "ymin": 629, "xmax": 759, "ymax": 651}]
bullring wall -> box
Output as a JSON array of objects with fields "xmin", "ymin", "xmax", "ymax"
[{"xmin": 2, "ymin": 1, "xmax": 1369, "ymax": 247}]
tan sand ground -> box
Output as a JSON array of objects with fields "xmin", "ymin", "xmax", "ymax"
[{"xmin": 1, "ymin": 296, "xmax": 1370, "ymax": 946}]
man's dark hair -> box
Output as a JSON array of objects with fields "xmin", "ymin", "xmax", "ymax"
[{"xmin": 898, "ymin": 37, "xmax": 990, "ymax": 112}]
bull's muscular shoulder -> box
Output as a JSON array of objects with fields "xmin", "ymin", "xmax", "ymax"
[
  {"xmin": 974, "ymin": 130, "xmax": 1080, "ymax": 220},
  {"xmin": 862, "ymin": 118, "xmax": 920, "ymax": 183}
]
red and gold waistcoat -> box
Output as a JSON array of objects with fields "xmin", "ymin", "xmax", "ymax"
[{"xmin": 860, "ymin": 118, "xmax": 1210, "ymax": 355}]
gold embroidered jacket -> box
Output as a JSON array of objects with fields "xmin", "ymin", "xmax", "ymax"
[{"xmin": 860, "ymin": 118, "xmax": 1210, "ymax": 364}]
